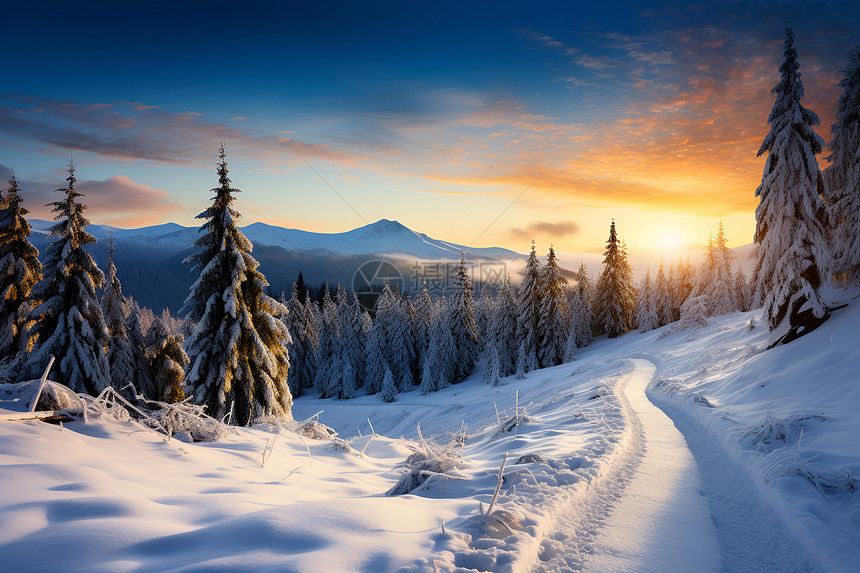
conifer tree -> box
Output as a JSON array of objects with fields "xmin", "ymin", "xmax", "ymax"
[
  {"xmin": 380, "ymin": 366, "xmax": 397, "ymax": 403},
  {"xmin": 102, "ymin": 237, "xmax": 137, "ymax": 397},
  {"xmin": 412, "ymin": 280, "xmax": 432, "ymax": 372},
  {"xmin": 826, "ymin": 47, "xmax": 860, "ymax": 284},
  {"xmin": 24, "ymin": 159, "xmax": 110, "ymax": 394},
  {"xmin": 754, "ymin": 28, "xmax": 830, "ymax": 339},
  {"xmin": 314, "ymin": 284, "xmax": 340, "ymax": 398},
  {"xmin": 146, "ymin": 315, "xmax": 189, "ymax": 403},
  {"xmin": 474, "ymin": 288, "xmax": 494, "ymax": 352},
  {"xmin": 482, "ymin": 344, "xmax": 503, "ymax": 386},
  {"xmin": 125, "ymin": 297, "xmax": 154, "ymax": 399},
  {"xmin": 672, "ymin": 257, "xmax": 695, "ymax": 321},
  {"xmin": 734, "ymin": 267, "xmax": 751, "ymax": 312},
  {"xmin": 710, "ymin": 222, "xmax": 738, "ymax": 315},
  {"xmin": 516, "ymin": 241, "xmax": 542, "ymax": 371},
  {"xmin": 283, "ymin": 285, "xmax": 314, "ymax": 397},
  {"xmin": 490, "ymin": 276, "xmax": 518, "ymax": 377},
  {"xmin": 636, "ymin": 268, "xmax": 659, "ymax": 332},
  {"xmin": 653, "ymin": 259, "xmax": 673, "ymax": 326},
  {"xmin": 537, "ymin": 245, "xmax": 568, "ymax": 367},
  {"xmin": 594, "ymin": 220, "xmax": 635, "ymax": 337},
  {"xmin": 448, "ymin": 252, "xmax": 478, "ymax": 381},
  {"xmin": 514, "ymin": 341, "xmax": 528, "ymax": 380},
  {"xmin": 181, "ymin": 146, "xmax": 292, "ymax": 425},
  {"xmin": 570, "ymin": 262, "xmax": 594, "ymax": 347},
  {"xmin": 0, "ymin": 172, "xmax": 42, "ymax": 360},
  {"xmin": 336, "ymin": 292, "xmax": 366, "ymax": 398},
  {"xmin": 434, "ymin": 293, "xmax": 457, "ymax": 388}
]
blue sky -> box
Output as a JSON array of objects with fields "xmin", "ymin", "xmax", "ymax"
[{"xmin": 2, "ymin": 0, "xmax": 859, "ymax": 254}]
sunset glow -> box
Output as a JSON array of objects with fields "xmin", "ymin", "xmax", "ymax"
[{"xmin": 1, "ymin": 2, "xmax": 857, "ymax": 258}]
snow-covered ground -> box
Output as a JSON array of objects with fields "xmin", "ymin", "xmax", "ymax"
[{"xmin": 2, "ymin": 297, "xmax": 859, "ymax": 572}]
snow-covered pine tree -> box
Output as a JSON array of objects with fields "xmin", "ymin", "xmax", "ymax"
[
  {"xmin": 364, "ymin": 305, "xmax": 386, "ymax": 395},
  {"xmin": 482, "ymin": 343, "xmax": 503, "ymax": 386},
  {"xmin": 433, "ymin": 293, "xmax": 458, "ymax": 388},
  {"xmin": 181, "ymin": 145, "xmax": 292, "ymax": 425},
  {"xmin": 474, "ymin": 288, "xmax": 494, "ymax": 352},
  {"xmin": 0, "ymin": 172, "xmax": 42, "ymax": 360},
  {"xmin": 754, "ymin": 28, "xmax": 830, "ymax": 340},
  {"xmin": 594, "ymin": 220, "xmax": 635, "ymax": 337},
  {"xmin": 412, "ymin": 280, "xmax": 432, "ymax": 372},
  {"xmin": 490, "ymin": 275, "xmax": 518, "ymax": 377},
  {"xmin": 734, "ymin": 267, "xmax": 751, "ymax": 312},
  {"xmin": 825, "ymin": 47, "xmax": 860, "ymax": 284},
  {"xmin": 448, "ymin": 252, "xmax": 478, "ymax": 381},
  {"xmin": 514, "ymin": 341, "xmax": 527, "ymax": 379},
  {"xmin": 516, "ymin": 241, "xmax": 542, "ymax": 372},
  {"xmin": 691, "ymin": 235, "xmax": 716, "ymax": 302},
  {"xmin": 537, "ymin": 245, "xmax": 568, "ymax": 367},
  {"xmin": 101, "ymin": 237, "xmax": 137, "ymax": 398},
  {"xmin": 314, "ymin": 284, "xmax": 340, "ymax": 398},
  {"xmin": 653, "ymin": 259, "xmax": 673, "ymax": 326},
  {"xmin": 125, "ymin": 297, "xmax": 154, "ymax": 399},
  {"xmin": 283, "ymin": 285, "xmax": 313, "ymax": 397},
  {"xmin": 145, "ymin": 314, "xmax": 189, "ymax": 403},
  {"xmin": 24, "ymin": 159, "xmax": 110, "ymax": 394},
  {"xmin": 336, "ymin": 292, "xmax": 366, "ymax": 398},
  {"xmin": 380, "ymin": 366, "xmax": 397, "ymax": 403},
  {"xmin": 571, "ymin": 262, "xmax": 594, "ymax": 347},
  {"xmin": 710, "ymin": 222, "xmax": 737, "ymax": 315},
  {"xmin": 636, "ymin": 268, "xmax": 660, "ymax": 332},
  {"xmin": 672, "ymin": 257, "xmax": 695, "ymax": 321}
]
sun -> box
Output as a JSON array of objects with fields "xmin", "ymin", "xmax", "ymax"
[{"xmin": 658, "ymin": 230, "xmax": 682, "ymax": 250}]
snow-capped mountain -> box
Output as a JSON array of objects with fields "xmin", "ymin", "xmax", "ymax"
[
  {"xmin": 29, "ymin": 218, "xmax": 520, "ymax": 260},
  {"xmin": 27, "ymin": 218, "xmax": 523, "ymax": 313}
]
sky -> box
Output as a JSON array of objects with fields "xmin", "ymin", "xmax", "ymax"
[{"xmin": 2, "ymin": 0, "xmax": 859, "ymax": 257}]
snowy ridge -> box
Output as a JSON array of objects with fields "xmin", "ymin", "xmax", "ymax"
[{"xmin": 28, "ymin": 218, "xmax": 521, "ymax": 260}]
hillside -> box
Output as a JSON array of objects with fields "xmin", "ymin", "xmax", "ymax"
[{"xmin": 2, "ymin": 297, "xmax": 858, "ymax": 571}]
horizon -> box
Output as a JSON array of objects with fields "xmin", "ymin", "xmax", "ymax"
[{"xmin": 2, "ymin": 1, "xmax": 859, "ymax": 257}]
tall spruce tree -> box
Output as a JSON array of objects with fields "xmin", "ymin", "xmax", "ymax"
[
  {"xmin": 594, "ymin": 220, "xmax": 635, "ymax": 337},
  {"xmin": 102, "ymin": 237, "xmax": 137, "ymax": 397},
  {"xmin": 146, "ymin": 314, "xmax": 189, "ymax": 403},
  {"xmin": 516, "ymin": 241, "xmax": 542, "ymax": 371},
  {"xmin": 0, "ymin": 172, "xmax": 42, "ymax": 360},
  {"xmin": 653, "ymin": 259, "xmax": 673, "ymax": 326},
  {"xmin": 24, "ymin": 159, "xmax": 111, "ymax": 394},
  {"xmin": 537, "ymin": 245, "xmax": 568, "ymax": 367},
  {"xmin": 126, "ymin": 297, "xmax": 154, "ymax": 399},
  {"xmin": 571, "ymin": 262, "xmax": 594, "ymax": 347},
  {"xmin": 283, "ymin": 285, "xmax": 315, "ymax": 397},
  {"xmin": 826, "ymin": 47, "xmax": 860, "ymax": 284},
  {"xmin": 710, "ymin": 222, "xmax": 737, "ymax": 315},
  {"xmin": 491, "ymin": 276, "xmax": 518, "ymax": 377},
  {"xmin": 314, "ymin": 284, "xmax": 339, "ymax": 397},
  {"xmin": 754, "ymin": 28, "xmax": 830, "ymax": 340},
  {"xmin": 636, "ymin": 268, "xmax": 659, "ymax": 332},
  {"xmin": 448, "ymin": 252, "xmax": 478, "ymax": 381},
  {"xmin": 181, "ymin": 146, "xmax": 292, "ymax": 425}
]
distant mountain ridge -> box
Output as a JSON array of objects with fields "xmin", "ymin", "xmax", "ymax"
[
  {"xmin": 28, "ymin": 218, "xmax": 520, "ymax": 260},
  {"xmin": 27, "ymin": 218, "xmax": 523, "ymax": 313}
]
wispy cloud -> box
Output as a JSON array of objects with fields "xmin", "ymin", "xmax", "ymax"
[
  {"xmin": 0, "ymin": 163, "xmax": 190, "ymax": 227},
  {"xmin": 509, "ymin": 220, "xmax": 580, "ymax": 240}
]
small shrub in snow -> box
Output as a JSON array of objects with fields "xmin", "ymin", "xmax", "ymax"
[
  {"xmin": 142, "ymin": 398, "xmax": 232, "ymax": 442},
  {"xmin": 515, "ymin": 453, "xmax": 546, "ymax": 464},
  {"xmin": 299, "ymin": 420, "xmax": 337, "ymax": 440},
  {"xmin": 767, "ymin": 457, "xmax": 856, "ymax": 497},
  {"xmin": 691, "ymin": 391, "xmax": 715, "ymax": 408},
  {"xmin": 387, "ymin": 428, "xmax": 465, "ymax": 496},
  {"xmin": 739, "ymin": 411, "xmax": 826, "ymax": 452}
]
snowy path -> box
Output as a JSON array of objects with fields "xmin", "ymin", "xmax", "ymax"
[
  {"xmin": 578, "ymin": 359, "xmax": 720, "ymax": 572},
  {"xmin": 536, "ymin": 358, "xmax": 824, "ymax": 573}
]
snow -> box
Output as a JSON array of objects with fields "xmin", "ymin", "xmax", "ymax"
[{"xmin": 2, "ymin": 294, "xmax": 860, "ymax": 571}]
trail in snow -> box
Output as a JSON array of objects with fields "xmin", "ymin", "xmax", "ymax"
[
  {"xmin": 579, "ymin": 359, "xmax": 721, "ymax": 572},
  {"xmin": 536, "ymin": 358, "xmax": 824, "ymax": 573}
]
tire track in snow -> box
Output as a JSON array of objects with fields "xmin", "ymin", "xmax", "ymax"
[
  {"xmin": 647, "ymin": 368, "xmax": 824, "ymax": 573},
  {"xmin": 532, "ymin": 363, "xmax": 647, "ymax": 572}
]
